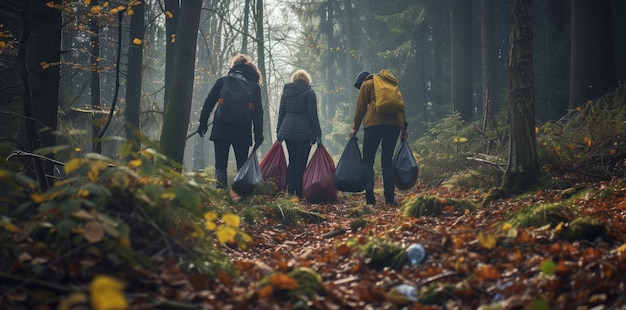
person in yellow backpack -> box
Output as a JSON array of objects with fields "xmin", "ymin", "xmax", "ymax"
[{"xmin": 349, "ymin": 70, "xmax": 408, "ymax": 205}]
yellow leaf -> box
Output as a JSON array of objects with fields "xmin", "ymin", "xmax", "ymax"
[
  {"xmin": 65, "ymin": 158, "xmax": 85, "ymax": 174},
  {"xmin": 205, "ymin": 221, "xmax": 216, "ymax": 230},
  {"xmin": 552, "ymin": 222, "xmax": 564, "ymax": 235},
  {"xmin": 535, "ymin": 126, "xmax": 539, "ymax": 134},
  {"xmin": 216, "ymin": 226, "xmax": 236, "ymax": 244},
  {"xmin": 31, "ymin": 191, "xmax": 61, "ymax": 204},
  {"xmin": 132, "ymin": 38, "xmax": 142, "ymax": 45},
  {"xmin": 75, "ymin": 147, "xmax": 81, "ymax": 152},
  {"xmin": 127, "ymin": 8, "xmax": 134, "ymax": 16},
  {"xmin": 239, "ymin": 231, "xmax": 253, "ymax": 243},
  {"xmin": 119, "ymin": 236, "xmax": 131, "ymax": 248},
  {"xmin": 616, "ymin": 243, "xmax": 626, "ymax": 253},
  {"xmin": 165, "ymin": 11, "xmax": 173, "ymax": 18},
  {"xmin": 103, "ymin": 1, "xmax": 109, "ymax": 8},
  {"xmin": 222, "ymin": 213, "xmax": 240, "ymax": 228},
  {"xmin": 89, "ymin": 275, "xmax": 128, "ymax": 310},
  {"xmin": 204, "ymin": 211, "xmax": 217, "ymax": 222},
  {"xmin": 128, "ymin": 159, "xmax": 142, "ymax": 168},
  {"xmin": 478, "ymin": 232, "xmax": 496, "ymax": 249},
  {"xmin": 502, "ymin": 223, "xmax": 513, "ymax": 231},
  {"xmin": 90, "ymin": 5, "xmax": 101, "ymax": 14},
  {"xmin": 0, "ymin": 222, "xmax": 19, "ymax": 232},
  {"xmin": 160, "ymin": 192, "xmax": 175, "ymax": 200},
  {"xmin": 110, "ymin": 7, "xmax": 119, "ymax": 14},
  {"xmin": 459, "ymin": 137, "xmax": 468, "ymax": 143},
  {"xmin": 83, "ymin": 0, "xmax": 91, "ymax": 5}
]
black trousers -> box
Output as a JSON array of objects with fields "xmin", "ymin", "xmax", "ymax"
[
  {"xmin": 285, "ymin": 140, "xmax": 312, "ymax": 198},
  {"xmin": 214, "ymin": 139, "xmax": 250, "ymax": 171},
  {"xmin": 362, "ymin": 125, "xmax": 401, "ymax": 203}
]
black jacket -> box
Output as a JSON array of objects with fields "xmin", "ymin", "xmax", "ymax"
[
  {"xmin": 276, "ymin": 82, "xmax": 322, "ymax": 142},
  {"xmin": 199, "ymin": 63, "xmax": 264, "ymax": 145}
]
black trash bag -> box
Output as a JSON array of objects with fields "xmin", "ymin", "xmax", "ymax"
[
  {"xmin": 334, "ymin": 137, "xmax": 366, "ymax": 192},
  {"xmin": 393, "ymin": 139, "xmax": 418, "ymax": 190},
  {"xmin": 232, "ymin": 150, "xmax": 263, "ymax": 196}
]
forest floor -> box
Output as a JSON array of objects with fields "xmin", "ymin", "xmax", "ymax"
[
  {"xmin": 215, "ymin": 179, "xmax": 626, "ymax": 309},
  {"xmin": 3, "ymin": 179, "xmax": 626, "ymax": 309}
]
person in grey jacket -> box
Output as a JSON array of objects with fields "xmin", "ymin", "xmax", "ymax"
[
  {"xmin": 276, "ymin": 69, "xmax": 322, "ymax": 198},
  {"xmin": 197, "ymin": 54, "xmax": 264, "ymax": 189}
]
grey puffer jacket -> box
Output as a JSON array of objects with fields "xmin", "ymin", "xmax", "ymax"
[{"xmin": 276, "ymin": 82, "xmax": 322, "ymax": 143}]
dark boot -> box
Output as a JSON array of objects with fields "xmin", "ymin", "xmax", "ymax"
[
  {"xmin": 215, "ymin": 169, "xmax": 228, "ymax": 189},
  {"xmin": 366, "ymin": 190, "xmax": 376, "ymax": 205}
]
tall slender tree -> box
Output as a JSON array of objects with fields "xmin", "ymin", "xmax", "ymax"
[
  {"xmin": 163, "ymin": 0, "xmax": 180, "ymax": 114},
  {"xmin": 17, "ymin": 0, "xmax": 62, "ymax": 189},
  {"xmin": 90, "ymin": 0, "xmax": 103, "ymax": 153},
  {"xmin": 125, "ymin": 1, "xmax": 145, "ymax": 153},
  {"xmin": 502, "ymin": 0, "xmax": 538, "ymax": 191},
  {"xmin": 481, "ymin": 0, "xmax": 498, "ymax": 132},
  {"xmin": 256, "ymin": 0, "xmax": 271, "ymax": 150},
  {"xmin": 450, "ymin": 0, "xmax": 473, "ymax": 122},
  {"xmin": 160, "ymin": 1, "xmax": 202, "ymax": 164},
  {"xmin": 568, "ymin": 0, "xmax": 616, "ymax": 109}
]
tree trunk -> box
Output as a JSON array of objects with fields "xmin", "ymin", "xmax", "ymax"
[
  {"xmin": 163, "ymin": 0, "xmax": 180, "ymax": 114},
  {"xmin": 568, "ymin": 0, "xmax": 616, "ymax": 109},
  {"xmin": 242, "ymin": 0, "xmax": 251, "ymax": 53},
  {"xmin": 450, "ymin": 0, "xmax": 473, "ymax": 122},
  {"xmin": 16, "ymin": 0, "xmax": 61, "ymax": 190},
  {"xmin": 160, "ymin": 1, "xmax": 202, "ymax": 165},
  {"xmin": 502, "ymin": 0, "xmax": 538, "ymax": 191},
  {"xmin": 256, "ymin": 0, "xmax": 270, "ymax": 151},
  {"xmin": 481, "ymin": 0, "xmax": 498, "ymax": 131},
  {"xmin": 125, "ymin": 0, "xmax": 145, "ymax": 153},
  {"xmin": 90, "ymin": 0, "xmax": 103, "ymax": 154}
]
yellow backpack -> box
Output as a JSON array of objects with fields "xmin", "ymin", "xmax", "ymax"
[{"xmin": 372, "ymin": 70, "xmax": 405, "ymax": 114}]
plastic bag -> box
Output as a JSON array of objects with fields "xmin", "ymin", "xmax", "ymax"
[
  {"xmin": 303, "ymin": 145, "xmax": 337, "ymax": 203},
  {"xmin": 334, "ymin": 137, "xmax": 365, "ymax": 192},
  {"xmin": 259, "ymin": 141, "xmax": 287, "ymax": 192},
  {"xmin": 393, "ymin": 139, "xmax": 418, "ymax": 190},
  {"xmin": 232, "ymin": 150, "xmax": 263, "ymax": 196}
]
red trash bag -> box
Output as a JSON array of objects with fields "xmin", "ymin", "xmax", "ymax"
[
  {"xmin": 259, "ymin": 140, "xmax": 287, "ymax": 191},
  {"xmin": 302, "ymin": 145, "xmax": 337, "ymax": 203}
]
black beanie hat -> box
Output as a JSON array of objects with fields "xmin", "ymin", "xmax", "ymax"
[{"xmin": 354, "ymin": 71, "xmax": 371, "ymax": 89}]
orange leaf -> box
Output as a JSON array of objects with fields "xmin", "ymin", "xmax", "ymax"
[
  {"xmin": 269, "ymin": 273, "xmax": 298, "ymax": 290},
  {"xmin": 258, "ymin": 285, "xmax": 273, "ymax": 298},
  {"xmin": 477, "ymin": 264, "xmax": 500, "ymax": 281}
]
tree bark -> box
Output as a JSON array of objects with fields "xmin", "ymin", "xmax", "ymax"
[
  {"xmin": 16, "ymin": 0, "xmax": 62, "ymax": 190},
  {"xmin": 160, "ymin": 0, "xmax": 202, "ymax": 165},
  {"xmin": 90, "ymin": 0, "xmax": 103, "ymax": 154},
  {"xmin": 568, "ymin": 0, "xmax": 616, "ymax": 109},
  {"xmin": 450, "ymin": 0, "xmax": 473, "ymax": 122},
  {"xmin": 502, "ymin": 0, "xmax": 538, "ymax": 191},
  {"xmin": 481, "ymin": 0, "xmax": 497, "ymax": 131},
  {"xmin": 163, "ymin": 0, "xmax": 180, "ymax": 114},
  {"xmin": 125, "ymin": 0, "xmax": 145, "ymax": 153},
  {"xmin": 256, "ymin": 0, "xmax": 270, "ymax": 151}
]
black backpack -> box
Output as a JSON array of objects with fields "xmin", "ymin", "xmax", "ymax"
[{"xmin": 216, "ymin": 70, "xmax": 254, "ymax": 124}]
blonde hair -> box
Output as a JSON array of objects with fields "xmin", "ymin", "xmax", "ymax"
[
  {"xmin": 291, "ymin": 69, "xmax": 311, "ymax": 86},
  {"xmin": 230, "ymin": 53, "xmax": 263, "ymax": 85}
]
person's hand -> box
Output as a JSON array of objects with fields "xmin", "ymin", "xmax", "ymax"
[
  {"xmin": 198, "ymin": 122, "xmax": 208, "ymax": 137},
  {"xmin": 349, "ymin": 128, "xmax": 358, "ymax": 138},
  {"xmin": 315, "ymin": 136, "xmax": 322, "ymax": 145},
  {"xmin": 400, "ymin": 128, "xmax": 408, "ymax": 140},
  {"xmin": 254, "ymin": 134, "xmax": 264, "ymax": 148}
]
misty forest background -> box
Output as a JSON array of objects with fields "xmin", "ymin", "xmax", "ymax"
[{"xmin": 1, "ymin": 0, "xmax": 626, "ymax": 191}]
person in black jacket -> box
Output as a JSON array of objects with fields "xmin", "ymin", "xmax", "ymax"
[
  {"xmin": 197, "ymin": 54, "xmax": 264, "ymax": 189},
  {"xmin": 276, "ymin": 70, "xmax": 322, "ymax": 198}
]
